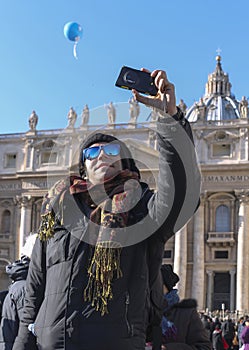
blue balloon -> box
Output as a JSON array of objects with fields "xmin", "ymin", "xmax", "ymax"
[{"xmin": 64, "ymin": 22, "xmax": 83, "ymax": 42}]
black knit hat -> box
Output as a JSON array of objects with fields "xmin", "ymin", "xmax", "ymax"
[
  {"xmin": 79, "ymin": 132, "xmax": 140, "ymax": 178},
  {"xmin": 161, "ymin": 264, "xmax": 180, "ymax": 291},
  {"xmin": 6, "ymin": 255, "xmax": 30, "ymax": 282}
]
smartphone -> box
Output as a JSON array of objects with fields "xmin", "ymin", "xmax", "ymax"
[{"xmin": 115, "ymin": 66, "xmax": 158, "ymax": 96}]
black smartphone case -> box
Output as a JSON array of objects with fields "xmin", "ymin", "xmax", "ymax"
[{"xmin": 115, "ymin": 66, "xmax": 158, "ymax": 96}]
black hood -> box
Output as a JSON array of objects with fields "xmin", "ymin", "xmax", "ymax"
[
  {"xmin": 78, "ymin": 132, "xmax": 140, "ymax": 178},
  {"xmin": 6, "ymin": 255, "xmax": 30, "ymax": 282}
]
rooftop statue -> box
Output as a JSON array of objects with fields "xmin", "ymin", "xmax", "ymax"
[
  {"xmin": 129, "ymin": 97, "xmax": 140, "ymax": 123},
  {"xmin": 28, "ymin": 111, "xmax": 38, "ymax": 131},
  {"xmin": 81, "ymin": 104, "xmax": 89, "ymax": 126},
  {"xmin": 239, "ymin": 96, "xmax": 249, "ymax": 119},
  {"xmin": 106, "ymin": 102, "xmax": 116, "ymax": 124},
  {"xmin": 67, "ymin": 107, "xmax": 77, "ymax": 128}
]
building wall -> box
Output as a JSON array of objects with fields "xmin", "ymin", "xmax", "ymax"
[{"xmin": 163, "ymin": 118, "xmax": 249, "ymax": 314}]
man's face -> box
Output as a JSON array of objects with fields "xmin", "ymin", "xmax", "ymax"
[{"xmin": 84, "ymin": 142, "xmax": 122, "ymax": 185}]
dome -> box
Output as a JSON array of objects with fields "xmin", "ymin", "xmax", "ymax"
[{"xmin": 186, "ymin": 56, "xmax": 247, "ymax": 122}]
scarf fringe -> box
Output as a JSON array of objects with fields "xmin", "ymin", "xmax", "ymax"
[
  {"xmin": 38, "ymin": 212, "xmax": 55, "ymax": 241},
  {"xmin": 84, "ymin": 242, "xmax": 123, "ymax": 316}
]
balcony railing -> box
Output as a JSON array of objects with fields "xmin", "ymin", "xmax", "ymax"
[
  {"xmin": 207, "ymin": 232, "xmax": 235, "ymax": 246},
  {"xmin": 0, "ymin": 233, "xmax": 11, "ymax": 240}
]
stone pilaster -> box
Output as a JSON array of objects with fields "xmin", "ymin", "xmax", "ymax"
[
  {"xmin": 174, "ymin": 225, "xmax": 187, "ymax": 299},
  {"xmin": 206, "ymin": 270, "xmax": 214, "ymax": 311},
  {"xmin": 239, "ymin": 128, "xmax": 248, "ymax": 161},
  {"xmin": 191, "ymin": 193, "xmax": 205, "ymax": 310},
  {"xmin": 15, "ymin": 195, "xmax": 33, "ymax": 258},
  {"xmin": 230, "ymin": 269, "xmax": 236, "ymax": 311},
  {"xmin": 235, "ymin": 190, "xmax": 249, "ymax": 313}
]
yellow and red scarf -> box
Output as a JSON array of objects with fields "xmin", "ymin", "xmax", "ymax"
[{"xmin": 38, "ymin": 170, "xmax": 140, "ymax": 315}]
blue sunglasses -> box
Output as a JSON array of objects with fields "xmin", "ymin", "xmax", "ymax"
[{"xmin": 83, "ymin": 143, "xmax": 121, "ymax": 161}]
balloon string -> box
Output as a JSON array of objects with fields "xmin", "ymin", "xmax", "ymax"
[{"xmin": 73, "ymin": 42, "xmax": 78, "ymax": 60}]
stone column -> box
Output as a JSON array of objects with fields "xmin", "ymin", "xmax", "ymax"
[
  {"xmin": 174, "ymin": 225, "xmax": 187, "ymax": 299},
  {"xmin": 230, "ymin": 269, "xmax": 236, "ymax": 312},
  {"xmin": 239, "ymin": 128, "xmax": 248, "ymax": 161},
  {"xmin": 235, "ymin": 191, "xmax": 249, "ymax": 313},
  {"xmin": 15, "ymin": 196, "xmax": 33, "ymax": 258},
  {"xmin": 23, "ymin": 139, "xmax": 35, "ymax": 170},
  {"xmin": 64, "ymin": 136, "xmax": 72, "ymax": 166},
  {"xmin": 195, "ymin": 131, "xmax": 204, "ymax": 163},
  {"xmin": 191, "ymin": 194, "xmax": 205, "ymax": 310},
  {"xmin": 30, "ymin": 146, "xmax": 35, "ymax": 170},
  {"xmin": 206, "ymin": 270, "xmax": 214, "ymax": 311}
]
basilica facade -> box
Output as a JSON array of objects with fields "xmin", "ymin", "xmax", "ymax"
[{"xmin": 0, "ymin": 56, "xmax": 248, "ymax": 315}]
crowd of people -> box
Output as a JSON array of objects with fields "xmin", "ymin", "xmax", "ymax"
[{"xmin": 200, "ymin": 313, "xmax": 249, "ymax": 350}]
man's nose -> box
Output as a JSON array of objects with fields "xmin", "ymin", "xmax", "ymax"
[{"xmin": 97, "ymin": 148, "xmax": 106, "ymax": 159}]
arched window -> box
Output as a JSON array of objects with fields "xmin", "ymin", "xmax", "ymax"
[
  {"xmin": 1, "ymin": 210, "xmax": 11, "ymax": 234},
  {"xmin": 215, "ymin": 205, "xmax": 230, "ymax": 232}
]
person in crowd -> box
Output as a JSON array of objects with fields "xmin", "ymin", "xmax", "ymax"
[
  {"xmin": 212, "ymin": 323, "xmax": 227, "ymax": 350},
  {"xmin": 212, "ymin": 317, "xmax": 222, "ymax": 331},
  {"xmin": 0, "ymin": 291, "xmax": 8, "ymax": 319},
  {"xmin": 241, "ymin": 321, "xmax": 249, "ymax": 350},
  {"xmin": 0, "ymin": 256, "xmax": 30, "ymax": 350},
  {"xmin": 238, "ymin": 317, "xmax": 249, "ymax": 349},
  {"xmin": 221, "ymin": 316, "xmax": 235, "ymax": 350},
  {"xmin": 0, "ymin": 234, "xmax": 37, "ymax": 350},
  {"xmin": 232, "ymin": 330, "xmax": 239, "ymax": 350},
  {"xmin": 13, "ymin": 69, "xmax": 201, "ymax": 350},
  {"xmin": 159, "ymin": 264, "xmax": 211, "ymax": 350},
  {"xmin": 201, "ymin": 314, "xmax": 213, "ymax": 341}
]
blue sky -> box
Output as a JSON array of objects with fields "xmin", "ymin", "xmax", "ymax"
[{"xmin": 0, "ymin": 0, "xmax": 248, "ymax": 133}]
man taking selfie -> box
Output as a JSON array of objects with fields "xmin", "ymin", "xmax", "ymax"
[{"xmin": 13, "ymin": 68, "xmax": 201, "ymax": 350}]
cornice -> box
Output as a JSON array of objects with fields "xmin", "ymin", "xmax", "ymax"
[{"xmin": 200, "ymin": 163, "xmax": 249, "ymax": 171}]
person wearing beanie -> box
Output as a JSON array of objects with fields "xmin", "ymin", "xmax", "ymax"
[
  {"xmin": 146, "ymin": 264, "xmax": 181, "ymax": 350},
  {"xmin": 0, "ymin": 256, "xmax": 30, "ymax": 350},
  {"xmin": 13, "ymin": 69, "xmax": 201, "ymax": 350},
  {"xmin": 241, "ymin": 323, "xmax": 249, "ymax": 350},
  {"xmin": 161, "ymin": 264, "xmax": 180, "ymax": 293},
  {"xmin": 156, "ymin": 264, "xmax": 211, "ymax": 350}
]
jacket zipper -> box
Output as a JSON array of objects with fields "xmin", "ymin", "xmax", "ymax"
[{"xmin": 125, "ymin": 291, "xmax": 133, "ymax": 337}]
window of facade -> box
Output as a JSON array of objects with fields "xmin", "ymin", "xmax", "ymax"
[
  {"xmin": 212, "ymin": 144, "xmax": 231, "ymax": 157},
  {"xmin": 213, "ymin": 143, "xmax": 231, "ymax": 157},
  {"xmin": 214, "ymin": 250, "xmax": 229, "ymax": 259},
  {"xmin": 1, "ymin": 210, "xmax": 11, "ymax": 234},
  {"xmin": 0, "ymin": 248, "xmax": 9, "ymax": 257},
  {"xmin": 40, "ymin": 151, "xmax": 58, "ymax": 164},
  {"xmin": 5, "ymin": 154, "xmax": 17, "ymax": 168},
  {"xmin": 163, "ymin": 250, "xmax": 172, "ymax": 259},
  {"xmin": 215, "ymin": 205, "xmax": 230, "ymax": 232}
]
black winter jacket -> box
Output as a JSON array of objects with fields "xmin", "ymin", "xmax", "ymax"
[
  {"xmin": 0, "ymin": 257, "xmax": 30, "ymax": 350},
  {"xmin": 163, "ymin": 299, "xmax": 212, "ymax": 350},
  {"xmin": 0, "ymin": 291, "xmax": 8, "ymax": 319},
  {"xmin": 212, "ymin": 329, "xmax": 224, "ymax": 350},
  {"xmin": 13, "ymin": 113, "xmax": 201, "ymax": 350}
]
